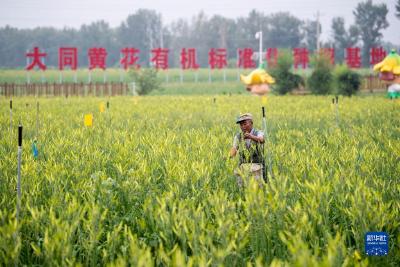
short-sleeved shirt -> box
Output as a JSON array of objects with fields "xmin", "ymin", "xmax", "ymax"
[{"xmin": 233, "ymin": 128, "xmax": 264, "ymax": 149}]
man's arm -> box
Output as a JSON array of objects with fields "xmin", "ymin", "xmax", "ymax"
[
  {"xmin": 230, "ymin": 147, "xmax": 237, "ymax": 157},
  {"xmin": 244, "ymin": 132, "xmax": 264, "ymax": 143},
  {"xmin": 230, "ymin": 134, "xmax": 239, "ymax": 157}
]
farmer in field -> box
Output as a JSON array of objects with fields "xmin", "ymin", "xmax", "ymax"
[{"xmin": 230, "ymin": 113, "xmax": 265, "ymax": 186}]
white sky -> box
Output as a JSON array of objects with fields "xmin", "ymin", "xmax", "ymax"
[{"xmin": 0, "ymin": 0, "xmax": 398, "ymax": 44}]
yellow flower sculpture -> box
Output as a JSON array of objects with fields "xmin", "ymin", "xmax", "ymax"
[
  {"xmin": 373, "ymin": 49, "xmax": 400, "ymax": 98},
  {"xmin": 373, "ymin": 49, "xmax": 400, "ymax": 81},
  {"xmin": 240, "ymin": 68, "xmax": 275, "ymax": 96}
]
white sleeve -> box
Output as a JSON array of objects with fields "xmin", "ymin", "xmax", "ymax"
[{"xmin": 232, "ymin": 134, "xmax": 239, "ymax": 149}]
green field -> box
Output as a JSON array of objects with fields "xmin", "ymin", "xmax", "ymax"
[
  {"xmin": 1, "ymin": 95, "xmax": 399, "ymax": 266},
  {"xmin": 0, "ymin": 67, "xmax": 375, "ymax": 84},
  {"xmin": 0, "ymin": 68, "xmax": 384, "ymax": 97}
]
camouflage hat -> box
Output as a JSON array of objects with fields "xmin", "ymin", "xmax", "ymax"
[{"xmin": 236, "ymin": 113, "xmax": 253, "ymax": 123}]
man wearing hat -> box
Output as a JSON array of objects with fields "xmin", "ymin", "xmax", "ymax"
[{"xmin": 230, "ymin": 113, "xmax": 265, "ymax": 186}]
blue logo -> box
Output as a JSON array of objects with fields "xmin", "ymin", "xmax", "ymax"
[{"xmin": 365, "ymin": 232, "xmax": 389, "ymax": 256}]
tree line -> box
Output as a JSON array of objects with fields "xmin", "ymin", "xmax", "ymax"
[{"xmin": 0, "ymin": 0, "xmax": 398, "ymax": 68}]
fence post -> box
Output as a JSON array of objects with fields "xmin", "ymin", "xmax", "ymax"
[
  {"xmin": 369, "ymin": 74, "xmax": 373, "ymax": 93},
  {"xmin": 96, "ymin": 83, "xmax": 100, "ymax": 97},
  {"xmin": 131, "ymin": 82, "xmax": 136, "ymax": 95}
]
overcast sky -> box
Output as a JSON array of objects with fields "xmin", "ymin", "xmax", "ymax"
[{"xmin": 0, "ymin": 0, "xmax": 398, "ymax": 44}]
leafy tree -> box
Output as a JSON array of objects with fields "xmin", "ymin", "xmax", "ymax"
[
  {"xmin": 334, "ymin": 65, "xmax": 361, "ymax": 96},
  {"xmin": 168, "ymin": 18, "xmax": 191, "ymax": 67},
  {"xmin": 206, "ymin": 15, "xmax": 238, "ymax": 63},
  {"xmin": 117, "ymin": 9, "xmax": 164, "ymax": 67},
  {"xmin": 78, "ymin": 20, "xmax": 119, "ymax": 67},
  {"xmin": 129, "ymin": 68, "xmax": 161, "ymax": 95},
  {"xmin": 187, "ymin": 12, "xmax": 210, "ymax": 67},
  {"xmin": 168, "ymin": 11, "xmax": 211, "ymax": 67},
  {"xmin": 0, "ymin": 26, "xmax": 27, "ymax": 67},
  {"xmin": 307, "ymin": 53, "xmax": 334, "ymax": 95},
  {"xmin": 302, "ymin": 20, "xmax": 321, "ymax": 52},
  {"xmin": 235, "ymin": 10, "xmax": 268, "ymax": 51},
  {"xmin": 265, "ymin": 12, "xmax": 304, "ymax": 48},
  {"xmin": 38, "ymin": 27, "xmax": 65, "ymax": 66},
  {"xmin": 169, "ymin": 12, "xmax": 237, "ymax": 67},
  {"xmin": 269, "ymin": 51, "xmax": 304, "ymax": 95},
  {"xmin": 330, "ymin": 17, "xmax": 359, "ymax": 64},
  {"xmin": 189, "ymin": 12, "xmax": 224, "ymax": 67},
  {"xmin": 353, "ymin": 0, "xmax": 389, "ymax": 66}
]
